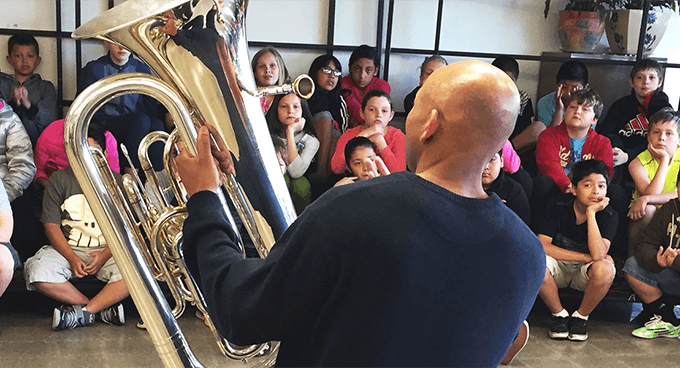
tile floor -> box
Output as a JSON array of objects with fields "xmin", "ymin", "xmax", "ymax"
[{"xmin": 1, "ymin": 292, "xmax": 679, "ymax": 368}]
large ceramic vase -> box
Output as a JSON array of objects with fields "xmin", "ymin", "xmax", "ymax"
[
  {"xmin": 605, "ymin": 7, "xmax": 672, "ymax": 55},
  {"xmin": 558, "ymin": 10, "xmax": 606, "ymax": 53}
]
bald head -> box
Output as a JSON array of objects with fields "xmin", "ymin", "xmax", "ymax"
[{"xmin": 405, "ymin": 60, "xmax": 520, "ymax": 173}]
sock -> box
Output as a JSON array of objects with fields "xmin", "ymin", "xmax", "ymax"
[
  {"xmin": 552, "ymin": 309, "xmax": 569, "ymax": 318},
  {"xmin": 572, "ymin": 310, "xmax": 588, "ymax": 320},
  {"xmin": 651, "ymin": 296, "xmax": 680, "ymax": 326},
  {"xmin": 81, "ymin": 306, "xmax": 96, "ymax": 325}
]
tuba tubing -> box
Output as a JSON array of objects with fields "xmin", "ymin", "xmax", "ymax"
[{"xmin": 65, "ymin": 74, "xmax": 207, "ymax": 368}]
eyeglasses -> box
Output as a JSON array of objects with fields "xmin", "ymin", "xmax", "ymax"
[{"xmin": 321, "ymin": 66, "xmax": 341, "ymax": 77}]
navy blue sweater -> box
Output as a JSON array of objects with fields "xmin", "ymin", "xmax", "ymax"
[{"xmin": 183, "ymin": 171, "xmax": 545, "ymax": 367}]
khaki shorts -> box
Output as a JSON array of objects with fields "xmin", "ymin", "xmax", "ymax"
[
  {"xmin": 546, "ymin": 255, "xmax": 615, "ymax": 292},
  {"xmin": 24, "ymin": 245, "xmax": 123, "ymax": 290}
]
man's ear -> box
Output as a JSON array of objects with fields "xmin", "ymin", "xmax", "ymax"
[
  {"xmin": 373, "ymin": 66, "xmax": 379, "ymax": 77},
  {"xmin": 420, "ymin": 109, "xmax": 439, "ymax": 142},
  {"xmin": 35, "ymin": 56, "xmax": 42, "ymax": 68},
  {"xmin": 359, "ymin": 108, "xmax": 365, "ymax": 121}
]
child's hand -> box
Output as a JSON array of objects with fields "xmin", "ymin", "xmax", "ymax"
[
  {"xmin": 656, "ymin": 246, "xmax": 679, "ymax": 268},
  {"xmin": 68, "ymin": 257, "xmax": 89, "ymax": 278},
  {"xmin": 11, "ymin": 86, "xmax": 30, "ymax": 107},
  {"xmin": 627, "ymin": 196, "xmax": 649, "ymax": 220},
  {"xmin": 374, "ymin": 156, "xmax": 390, "ymax": 176},
  {"xmin": 648, "ymin": 142, "xmax": 670, "ymax": 162},
  {"xmin": 286, "ymin": 117, "xmax": 306, "ymax": 136},
  {"xmin": 612, "ymin": 147, "xmax": 629, "ymax": 167},
  {"xmin": 586, "ymin": 196, "xmax": 609, "ymax": 215},
  {"xmin": 84, "ymin": 250, "xmax": 110, "ymax": 275},
  {"xmin": 334, "ymin": 176, "xmax": 357, "ymax": 187},
  {"xmin": 555, "ymin": 83, "xmax": 565, "ymax": 111}
]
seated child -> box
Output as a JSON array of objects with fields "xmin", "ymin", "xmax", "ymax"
[
  {"xmin": 403, "ymin": 55, "xmax": 447, "ymax": 115},
  {"xmin": 492, "ymin": 56, "xmax": 541, "ymax": 179},
  {"xmin": 0, "ymin": 98, "xmax": 35, "ymax": 203},
  {"xmin": 0, "ymin": 34, "xmax": 57, "ymax": 146},
  {"xmin": 331, "ymin": 89, "xmax": 405, "ymax": 175},
  {"xmin": 78, "ymin": 41, "xmax": 165, "ymax": 173},
  {"xmin": 0, "ymin": 183, "xmax": 15, "ymax": 298},
  {"xmin": 0, "ymin": 98, "xmax": 40, "ymax": 261},
  {"xmin": 537, "ymin": 159, "xmax": 617, "ymax": 342},
  {"xmin": 597, "ymin": 59, "xmax": 672, "ymax": 188},
  {"xmin": 536, "ymin": 60, "xmax": 589, "ymax": 127},
  {"xmin": 33, "ymin": 119, "xmax": 119, "ymax": 189},
  {"xmin": 252, "ymin": 46, "xmax": 290, "ymax": 114},
  {"xmin": 533, "ymin": 88, "xmax": 613, "ymax": 229},
  {"xmin": 623, "ymin": 176, "xmax": 680, "ymax": 338},
  {"xmin": 307, "ymin": 54, "xmax": 349, "ymax": 180},
  {"xmin": 266, "ymin": 93, "xmax": 319, "ymax": 213},
  {"xmin": 341, "ymin": 45, "xmax": 391, "ymax": 128},
  {"xmin": 23, "ymin": 126, "xmax": 128, "ymax": 330},
  {"xmin": 482, "ymin": 150, "xmax": 530, "ymax": 225},
  {"xmin": 627, "ymin": 108, "xmax": 680, "ymax": 251},
  {"xmin": 334, "ymin": 136, "xmax": 389, "ymax": 187}
]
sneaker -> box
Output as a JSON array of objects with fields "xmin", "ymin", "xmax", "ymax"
[
  {"xmin": 568, "ymin": 316, "xmax": 588, "ymax": 341},
  {"xmin": 99, "ymin": 303, "xmax": 125, "ymax": 326},
  {"xmin": 136, "ymin": 319, "xmax": 146, "ymax": 330},
  {"xmin": 501, "ymin": 320, "xmax": 529, "ymax": 365},
  {"xmin": 52, "ymin": 305, "xmax": 92, "ymax": 331},
  {"xmin": 549, "ymin": 315, "xmax": 569, "ymax": 339},
  {"xmin": 632, "ymin": 315, "xmax": 680, "ymax": 339}
]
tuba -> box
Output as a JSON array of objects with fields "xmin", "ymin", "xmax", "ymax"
[{"xmin": 63, "ymin": 1, "xmax": 312, "ymax": 367}]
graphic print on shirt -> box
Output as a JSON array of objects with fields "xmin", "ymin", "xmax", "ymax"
[
  {"xmin": 619, "ymin": 113, "xmax": 649, "ymax": 138},
  {"xmin": 60, "ymin": 194, "xmax": 105, "ymax": 248}
]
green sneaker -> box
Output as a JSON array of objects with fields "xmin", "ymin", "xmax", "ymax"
[{"xmin": 632, "ymin": 315, "xmax": 680, "ymax": 339}]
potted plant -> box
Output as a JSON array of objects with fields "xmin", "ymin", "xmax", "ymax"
[
  {"xmin": 605, "ymin": 0, "xmax": 677, "ymax": 54},
  {"xmin": 544, "ymin": 1, "xmax": 620, "ymax": 53}
]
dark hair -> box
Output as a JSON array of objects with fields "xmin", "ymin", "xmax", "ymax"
[
  {"xmin": 567, "ymin": 88, "xmax": 604, "ymax": 119},
  {"xmin": 8, "ymin": 34, "xmax": 39, "ymax": 57},
  {"xmin": 344, "ymin": 136, "xmax": 376, "ymax": 168},
  {"xmin": 349, "ymin": 44, "xmax": 379, "ymax": 70},
  {"xmin": 309, "ymin": 54, "xmax": 343, "ymax": 90},
  {"xmin": 556, "ymin": 60, "xmax": 588, "ymax": 86},
  {"xmin": 421, "ymin": 55, "xmax": 447, "ymax": 75},
  {"xmin": 251, "ymin": 46, "xmax": 291, "ymax": 85},
  {"xmin": 88, "ymin": 120, "xmax": 107, "ymax": 152},
  {"xmin": 492, "ymin": 56, "xmax": 519, "ymax": 81},
  {"xmin": 265, "ymin": 93, "xmax": 316, "ymax": 139},
  {"xmin": 361, "ymin": 89, "xmax": 392, "ymax": 111},
  {"xmin": 571, "ymin": 159, "xmax": 610, "ymax": 187},
  {"xmin": 630, "ymin": 58, "xmax": 663, "ymax": 81},
  {"xmin": 648, "ymin": 107, "xmax": 680, "ymax": 135}
]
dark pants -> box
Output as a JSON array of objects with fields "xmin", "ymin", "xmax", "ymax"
[
  {"xmin": 10, "ymin": 184, "xmax": 47, "ymax": 262},
  {"xmin": 100, "ymin": 112, "xmax": 165, "ymax": 171}
]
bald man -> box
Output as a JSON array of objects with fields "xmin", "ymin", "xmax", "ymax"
[{"xmin": 177, "ymin": 60, "xmax": 545, "ymax": 367}]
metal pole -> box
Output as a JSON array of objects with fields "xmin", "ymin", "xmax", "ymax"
[{"xmin": 635, "ymin": 0, "xmax": 651, "ymax": 61}]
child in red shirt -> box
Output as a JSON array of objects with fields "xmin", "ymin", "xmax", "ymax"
[{"xmin": 331, "ymin": 90, "xmax": 405, "ymax": 174}]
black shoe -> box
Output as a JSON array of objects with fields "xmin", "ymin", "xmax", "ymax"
[
  {"xmin": 568, "ymin": 316, "xmax": 588, "ymax": 341},
  {"xmin": 52, "ymin": 305, "xmax": 93, "ymax": 331},
  {"xmin": 99, "ymin": 303, "xmax": 125, "ymax": 326},
  {"xmin": 549, "ymin": 315, "xmax": 569, "ymax": 339}
]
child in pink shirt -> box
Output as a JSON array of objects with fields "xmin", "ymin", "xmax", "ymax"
[
  {"xmin": 331, "ymin": 90, "xmax": 405, "ymax": 174},
  {"xmin": 341, "ymin": 45, "xmax": 390, "ymax": 129}
]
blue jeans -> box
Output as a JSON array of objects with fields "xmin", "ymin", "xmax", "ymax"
[{"xmin": 623, "ymin": 256, "xmax": 680, "ymax": 296}]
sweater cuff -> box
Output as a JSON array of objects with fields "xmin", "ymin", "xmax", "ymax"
[{"xmin": 186, "ymin": 190, "xmax": 221, "ymax": 215}]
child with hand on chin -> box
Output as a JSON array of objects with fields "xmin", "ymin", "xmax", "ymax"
[
  {"xmin": 628, "ymin": 108, "xmax": 680, "ymax": 249},
  {"xmin": 330, "ymin": 89, "xmax": 405, "ymax": 175},
  {"xmin": 334, "ymin": 136, "xmax": 389, "ymax": 187},
  {"xmin": 266, "ymin": 93, "xmax": 319, "ymax": 213}
]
